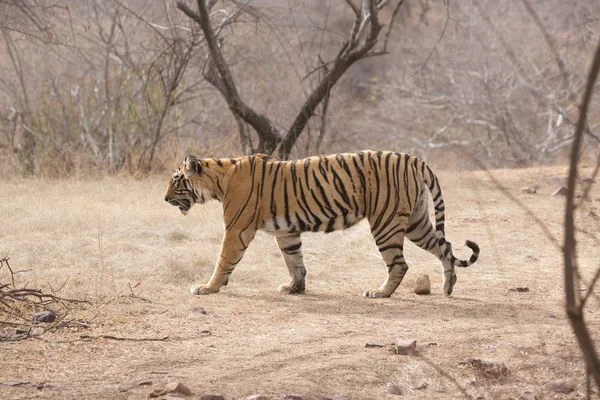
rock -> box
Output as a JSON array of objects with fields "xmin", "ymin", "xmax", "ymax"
[
  {"xmin": 189, "ymin": 306, "xmax": 207, "ymax": 315},
  {"xmin": 386, "ymin": 382, "xmax": 403, "ymax": 395},
  {"xmin": 148, "ymin": 381, "xmax": 192, "ymax": 398},
  {"xmin": 33, "ymin": 310, "xmax": 56, "ymax": 323},
  {"xmin": 519, "ymin": 392, "xmax": 536, "ymax": 400},
  {"xmin": 521, "ymin": 187, "xmax": 537, "ymax": 194},
  {"xmin": 164, "ymin": 381, "xmax": 192, "ymax": 396},
  {"xmin": 164, "ymin": 396, "xmax": 186, "ymax": 400},
  {"xmin": 244, "ymin": 396, "xmax": 269, "ymax": 400},
  {"xmin": 323, "ymin": 396, "xmax": 348, "ymax": 400},
  {"xmin": 508, "ymin": 287, "xmax": 530, "ymax": 292},
  {"xmin": 552, "ymin": 186, "xmax": 568, "ymax": 196},
  {"xmin": 395, "ymin": 338, "xmax": 417, "ymax": 355},
  {"xmin": 148, "ymin": 382, "xmax": 166, "ymax": 398},
  {"xmin": 138, "ymin": 380, "xmax": 153, "ymax": 386},
  {"xmin": 413, "ymin": 274, "xmax": 431, "ymax": 295},
  {"xmin": 545, "ymin": 380, "xmax": 574, "ymax": 394},
  {"xmin": 412, "ymin": 383, "xmax": 428, "ymax": 390},
  {"xmin": 200, "ymin": 395, "xmax": 226, "ymax": 400},
  {"xmin": 459, "ymin": 359, "xmax": 509, "ymax": 379},
  {"xmin": 280, "ymin": 395, "xmax": 303, "ymax": 400}
]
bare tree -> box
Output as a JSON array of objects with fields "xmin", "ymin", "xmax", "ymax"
[
  {"xmin": 176, "ymin": 0, "xmax": 406, "ymax": 158},
  {"xmin": 564, "ymin": 38, "xmax": 600, "ymax": 392}
]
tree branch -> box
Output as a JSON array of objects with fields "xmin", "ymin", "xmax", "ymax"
[
  {"xmin": 177, "ymin": 0, "xmax": 281, "ymax": 153},
  {"xmin": 564, "ymin": 39, "xmax": 600, "ymax": 391}
]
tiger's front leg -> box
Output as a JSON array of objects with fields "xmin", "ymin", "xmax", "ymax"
[
  {"xmin": 190, "ymin": 229, "xmax": 255, "ymax": 295},
  {"xmin": 276, "ymin": 234, "xmax": 307, "ymax": 294}
]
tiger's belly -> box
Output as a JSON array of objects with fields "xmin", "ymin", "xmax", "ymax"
[{"xmin": 260, "ymin": 214, "xmax": 363, "ymax": 236}]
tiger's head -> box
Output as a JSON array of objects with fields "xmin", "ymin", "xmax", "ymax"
[{"xmin": 164, "ymin": 156, "xmax": 214, "ymax": 215}]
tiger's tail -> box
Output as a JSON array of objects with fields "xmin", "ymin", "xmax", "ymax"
[{"xmin": 419, "ymin": 159, "xmax": 480, "ymax": 267}]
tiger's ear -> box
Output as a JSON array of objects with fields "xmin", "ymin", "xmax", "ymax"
[{"xmin": 184, "ymin": 156, "xmax": 201, "ymax": 176}]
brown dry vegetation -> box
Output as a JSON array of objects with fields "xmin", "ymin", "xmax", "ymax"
[{"xmin": 1, "ymin": 166, "xmax": 599, "ymax": 399}]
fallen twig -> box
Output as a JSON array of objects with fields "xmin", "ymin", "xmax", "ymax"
[{"xmin": 79, "ymin": 334, "xmax": 169, "ymax": 342}]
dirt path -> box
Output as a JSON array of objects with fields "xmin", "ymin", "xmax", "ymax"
[{"xmin": 0, "ymin": 166, "xmax": 598, "ymax": 399}]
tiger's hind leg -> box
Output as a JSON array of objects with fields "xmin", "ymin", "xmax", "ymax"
[
  {"xmin": 276, "ymin": 234, "xmax": 307, "ymax": 294},
  {"xmin": 364, "ymin": 215, "xmax": 410, "ymax": 298},
  {"xmin": 406, "ymin": 209, "xmax": 456, "ymax": 296}
]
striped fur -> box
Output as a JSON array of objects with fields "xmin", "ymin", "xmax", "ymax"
[{"xmin": 164, "ymin": 151, "xmax": 479, "ymax": 298}]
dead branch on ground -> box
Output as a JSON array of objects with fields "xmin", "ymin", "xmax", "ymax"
[{"xmin": 0, "ymin": 256, "xmax": 91, "ymax": 341}]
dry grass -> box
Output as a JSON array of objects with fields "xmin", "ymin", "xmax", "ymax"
[{"xmin": 0, "ymin": 166, "xmax": 599, "ymax": 399}]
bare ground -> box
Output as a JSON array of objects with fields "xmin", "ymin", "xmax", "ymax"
[{"xmin": 0, "ymin": 166, "xmax": 599, "ymax": 400}]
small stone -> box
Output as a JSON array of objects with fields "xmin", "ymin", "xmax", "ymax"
[
  {"xmin": 552, "ymin": 186, "xmax": 568, "ymax": 196},
  {"xmin": 33, "ymin": 310, "xmax": 56, "ymax": 323},
  {"xmin": 138, "ymin": 380, "xmax": 153, "ymax": 386},
  {"xmin": 164, "ymin": 382, "xmax": 192, "ymax": 396},
  {"xmin": 412, "ymin": 383, "xmax": 427, "ymax": 390},
  {"xmin": 244, "ymin": 396, "xmax": 269, "ymax": 400},
  {"xmin": 413, "ymin": 274, "xmax": 431, "ymax": 295},
  {"xmin": 459, "ymin": 359, "xmax": 509, "ymax": 379},
  {"xmin": 148, "ymin": 382, "xmax": 166, "ymax": 398},
  {"xmin": 519, "ymin": 392, "xmax": 536, "ymax": 400},
  {"xmin": 509, "ymin": 287, "xmax": 530, "ymax": 292},
  {"xmin": 189, "ymin": 306, "xmax": 207, "ymax": 315},
  {"xmin": 386, "ymin": 382, "xmax": 403, "ymax": 395},
  {"xmin": 395, "ymin": 338, "xmax": 417, "ymax": 355},
  {"xmin": 323, "ymin": 396, "xmax": 348, "ymax": 400},
  {"xmin": 200, "ymin": 395, "xmax": 226, "ymax": 400},
  {"xmin": 280, "ymin": 395, "xmax": 303, "ymax": 400},
  {"xmin": 545, "ymin": 380, "xmax": 574, "ymax": 394},
  {"xmin": 164, "ymin": 396, "xmax": 186, "ymax": 400},
  {"xmin": 521, "ymin": 187, "xmax": 537, "ymax": 194}
]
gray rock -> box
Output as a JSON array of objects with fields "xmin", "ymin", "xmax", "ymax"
[
  {"xmin": 189, "ymin": 306, "xmax": 207, "ymax": 315},
  {"xmin": 149, "ymin": 381, "xmax": 192, "ymax": 398},
  {"xmin": 386, "ymin": 382, "xmax": 403, "ymax": 395},
  {"xmin": 552, "ymin": 186, "xmax": 568, "ymax": 196},
  {"xmin": 33, "ymin": 310, "xmax": 56, "ymax": 323},
  {"xmin": 164, "ymin": 381, "xmax": 192, "ymax": 395},
  {"xmin": 545, "ymin": 380, "xmax": 574, "ymax": 394},
  {"xmin": 413, "ymin": 274, "xmax": 431, "ymax": 295},
  {"xmin": 395, "ymin": 338, "xmax": 417, "ymax": 355}
]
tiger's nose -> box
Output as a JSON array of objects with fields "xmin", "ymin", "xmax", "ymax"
[{"xmin": 164, "ymin": 196, "xmax": 169, "ymax": 202}]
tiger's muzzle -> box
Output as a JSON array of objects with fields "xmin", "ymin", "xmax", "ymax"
[{"xmin": 165, "ymin": 197, "xmax": 191, "ymax": 215}]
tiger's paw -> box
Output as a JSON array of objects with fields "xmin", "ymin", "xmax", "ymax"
[
  {"xmin": 363, "ymin": 289, "xmax": 391, "ymax": 298},
  {"xmin": 278, "ymin": 282, "xmax": 305, "ymax": 295},
  {"xmin": 190, "ymin": 284, "xmax": 220, "ymax": 295},
  {"xmin": 443, "ymin": 274, "xmax": 457, "ymax": 296}
]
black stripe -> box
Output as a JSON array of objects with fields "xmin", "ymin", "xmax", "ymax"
[{"xmin": 378, "ymin": 244, "xmax": 403, "ymax": 253}]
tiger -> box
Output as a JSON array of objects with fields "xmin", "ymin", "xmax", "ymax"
[{"xmin": 164, "ymin": 150, "xmax": 479, "ymax": 298}]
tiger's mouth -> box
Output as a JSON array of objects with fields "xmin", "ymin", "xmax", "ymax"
[{"xmin": 168, "ymin": 199, "xmax": 191, "ymax": 215}]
